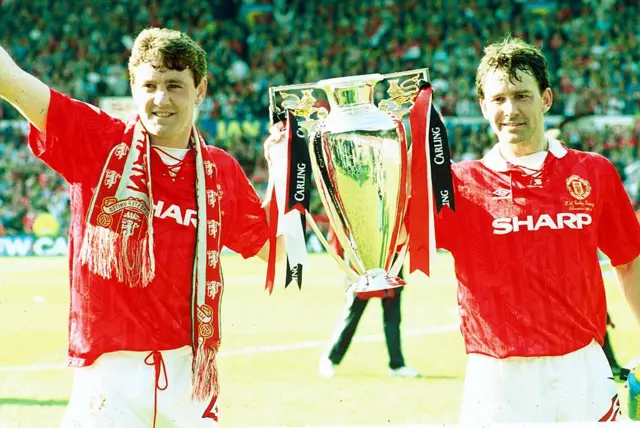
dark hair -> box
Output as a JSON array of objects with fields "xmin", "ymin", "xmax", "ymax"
[
  {"xmin": 475, "ymin": 36, "xmax": 550, "ymax": 100},
  {"xmin": 128, "ymin": 27, "xmax": 207, "ymax": 88}
]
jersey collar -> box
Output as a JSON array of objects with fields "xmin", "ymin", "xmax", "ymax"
[{"xmin": 482, "ymin": 138, "xmax": 568, "ymax": 172}]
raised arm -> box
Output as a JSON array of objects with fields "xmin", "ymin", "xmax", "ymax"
[{"xmin": 0, "ymin": 44, "xmax": 51, "ymax": 132}]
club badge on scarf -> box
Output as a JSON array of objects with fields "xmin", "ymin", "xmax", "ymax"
[{"xmin": 80, "ymin": 120, "xmax": 224, "ymax": 411}]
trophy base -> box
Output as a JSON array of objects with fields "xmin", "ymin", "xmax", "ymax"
[{"xmin": 350, "ymin": 268, "xmax": 406, "ymax": 300}]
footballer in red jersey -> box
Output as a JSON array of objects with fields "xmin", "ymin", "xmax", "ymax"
[
  {"xmin": 0, "ymin": 29, "xmax": 284, "ymax": 428},
  {"xmin": 424, "ymin": 37, "xmax": 640, "ymax": 424}
]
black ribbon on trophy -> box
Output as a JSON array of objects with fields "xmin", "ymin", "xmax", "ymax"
[
  {"xmin": 283, "ymin": 112, "xmax": 312, "ymax": 288},
  {"xmin": 427, "ymin": 86, "xmax": 455, "ymax": 213},
  {"xmin": 407, "ymin": 80, "xmax": 455, "ymax": 276}
]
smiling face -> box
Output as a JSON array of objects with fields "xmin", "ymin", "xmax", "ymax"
[
  {"xmin": 479, "ymin": 68, "xmax": 553, "ymax": 154},
  {"xmin": 130, "ymin": 63, "xmax": 206, "ymax": 149},
  {"xmin": 127, "ymin": 28, "xmax": 208, "ymax": 149}
]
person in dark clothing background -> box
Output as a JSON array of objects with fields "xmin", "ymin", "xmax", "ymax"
[{"xmin": 318, "ymin": 228, "xmax": 420, "ymax": 378}]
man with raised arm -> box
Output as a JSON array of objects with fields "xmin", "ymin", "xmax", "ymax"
[{"xmin": 0, "ymin": 28, "xmax": 284, "ymax": 428}]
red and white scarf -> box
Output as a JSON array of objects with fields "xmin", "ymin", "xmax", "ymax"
[{"xmin": 79, "ymin": 120, "xmax": 223, "ymax": 402}]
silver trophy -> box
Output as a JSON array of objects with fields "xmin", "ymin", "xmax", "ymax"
[{"xmin": 269, "ymin": 69, "xmax": 431, "ymax": 298}]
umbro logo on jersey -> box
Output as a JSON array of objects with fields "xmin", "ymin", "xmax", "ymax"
[
  {"xmin": 154, "ymin": 200, "xmax": 197, "ymax": 228},
  {"xmin": 492, "ymin": 213, "xmax": 592, "ymax": 235},
  {"xmin": 492, "ymin": 188, "xmax": 512, "ymax": 200}
]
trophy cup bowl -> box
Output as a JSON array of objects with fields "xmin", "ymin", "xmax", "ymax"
[{"xmin": 269, "ymin": 69, "xmax": 429, "ymax": 298}]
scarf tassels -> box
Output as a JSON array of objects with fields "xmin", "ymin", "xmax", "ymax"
[{"xmin": 192, "ymin": 341, "xmax": 220, "ymax": 401}]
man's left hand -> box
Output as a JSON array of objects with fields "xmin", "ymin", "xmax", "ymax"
[{"xmin": 263, "ymin": 122, "xmax": 286, "ymax": 165}]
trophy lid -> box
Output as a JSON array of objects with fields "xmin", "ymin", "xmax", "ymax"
[
  {"xmin": 317, "ymin": 74, "xmax": 384, "ymax": 88},
  {"xmin": 318, "ymin": 74, "xmax": 384, "ymax": 108}
]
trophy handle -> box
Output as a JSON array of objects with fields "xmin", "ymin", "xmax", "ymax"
[
  {"xmin": 378, "ymin": 68, "xmax": 430, "ymax": 119},
  {"xmin": 304, "ymin": 212, "xmax": 360, "ymax": 282},
  {"xmin": 268, "ymin": 84, "xmax": 328, "ymax": 128},
  {"xmin": 382, "ymin": 68, "xmax": 430, "ymax": 81}
]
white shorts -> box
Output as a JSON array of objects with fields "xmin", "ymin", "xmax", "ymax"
[
  {"xmin": 60, "ymin": 346, "xmax": 218, "ymax": 428},
  {"xmin": 460, "ymin": 340, "xmax": 621, "ymax": 423}
]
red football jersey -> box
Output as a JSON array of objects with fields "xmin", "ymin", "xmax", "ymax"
[
  {"xmin": 436, "ymin": 139, "xmax": 640, "ymax": 358},
  {"xmin": 29, "ymin": 90, "xmax": 269, "ymax": 367}
]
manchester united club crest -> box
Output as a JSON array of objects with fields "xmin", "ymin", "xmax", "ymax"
[{"xmin": 566, "ymin": 175, "xmax": 591, "ymax": 200}]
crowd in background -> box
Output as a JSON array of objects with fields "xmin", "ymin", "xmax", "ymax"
[{"xmin": 1, "ymin": 0, "xmax": 639, "ymax": 235}]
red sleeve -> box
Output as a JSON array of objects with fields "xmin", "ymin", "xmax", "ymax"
[
  {"xmin": 597, "ymin": 156, "xmax": 640, "ymax": 266},
  {"xmin": 28, "ymin": 89, "xmax": 126, "ymax": 184},
  {"xmin": 216, "ymin": 151, "xmax": 269, "ymax": 258}
]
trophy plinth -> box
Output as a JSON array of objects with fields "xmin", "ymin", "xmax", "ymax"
[{"xmin": 349, "ymin": 268, "xmax": 406, "ymax": 299}]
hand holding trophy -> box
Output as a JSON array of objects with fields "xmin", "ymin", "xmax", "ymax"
[{"xmin": 264, "ymin": 69, "xmax": 454, "ymax": 299}]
